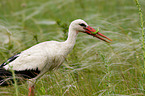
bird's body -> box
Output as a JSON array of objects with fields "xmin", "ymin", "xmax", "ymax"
[
  {"xmin": 4, "ymin": 41, "xmax": 69, "ymax": 71},
  {"xmin": 0, "ymin": 19, "xmax": 111, "ymax": 96}
]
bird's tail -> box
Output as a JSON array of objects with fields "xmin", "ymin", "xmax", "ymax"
[{"xmin": 0, "ymin": 68, "xmax": 15, "ymax": 86}]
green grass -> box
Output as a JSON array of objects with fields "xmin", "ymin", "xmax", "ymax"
[{"xmin": 0, "ymin": 0, "xmax": 145, "ymax": 95}]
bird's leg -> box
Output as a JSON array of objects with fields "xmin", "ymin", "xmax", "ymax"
[
  {"xmin": 28, "ymin": 79, "xmax": 36, "ymax": 96},
  {"xmin": 28, "ymin": 85, "xmax": 35, "ymax": 96},
  {"xmin": 28, "ymin": 69, "xmax": 48, "ymax": 96}
]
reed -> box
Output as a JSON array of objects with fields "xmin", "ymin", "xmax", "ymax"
[
  {"xmin": 134, "ymin": 0, "xmax": 145, "ymax": 76},
  {"xmin": 10, "ymin": 66, "xmax": 19, "ymax": 96}
]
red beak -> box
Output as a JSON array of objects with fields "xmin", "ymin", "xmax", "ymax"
[{"xmin": 84, "ymin": 26, "xmax": 112, "ymax": 43}]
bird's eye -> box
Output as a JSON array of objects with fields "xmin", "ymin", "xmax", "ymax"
[{"xmin": 79, "ymin": 23, "xmax": 86, "ymax": 27}]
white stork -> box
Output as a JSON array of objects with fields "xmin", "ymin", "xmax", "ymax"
[{"xmin": 0, "ymin": 19, "xmax": 112, "ymax": 96}]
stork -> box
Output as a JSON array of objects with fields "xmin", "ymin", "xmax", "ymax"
[{"xmin": 0, "ymin": 19, "xmax": 112, "ymax": 96}]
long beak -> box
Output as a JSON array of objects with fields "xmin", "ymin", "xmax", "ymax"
[{"xmin": 84, "ymin": 26, "xmax": 112, "ymax": 43}]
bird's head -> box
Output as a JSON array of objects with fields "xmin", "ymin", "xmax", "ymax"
[{"xmin": 70, "ymin": 19, "xmax": 112, "ymax": 43}]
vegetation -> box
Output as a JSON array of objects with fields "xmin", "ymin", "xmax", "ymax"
[{"xmin": 0, "ymin": 0, "xmax": 145, "ymax": 95}]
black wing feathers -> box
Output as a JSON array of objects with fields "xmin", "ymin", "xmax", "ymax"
[
  {"xmin": 0, "ymin": 53, "xmax": 40, "ymax": 86},
  {"xmin": 0, "ymin": 67, "xmax": 40, "ymax": 86},
  {"xmin": 0, "ymin": 53, "xmax": 20, "ymax": 68}
]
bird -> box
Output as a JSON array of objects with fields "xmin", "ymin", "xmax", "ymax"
[{"xmin": 0, "ymin": 19, "xmax": 112, "ymax": 96}]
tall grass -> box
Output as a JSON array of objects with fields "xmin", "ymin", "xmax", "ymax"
[
  {"xmin": 10, "ymin": 67, "xmax": 19, "ymax": 96},
  {"xmin": 135, "ymin": 0, "xmax": 145, "ymax": 76}
]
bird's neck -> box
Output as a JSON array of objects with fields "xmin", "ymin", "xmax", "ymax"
[{"xmin": 65, "ymin": 26, "xmax": 78, "ymax": 46}]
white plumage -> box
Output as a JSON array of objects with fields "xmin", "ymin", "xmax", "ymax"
[
  {"xmin": 4, "ymin": 41, "xmax": 65, "ymax": 70},
  {"xmin": 0, "ymin": 19, "xmax": 111, "ymax": 96},
  {"xmin": 4, "ymin": 20, "xmax": 82, "ymax": 71}
]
